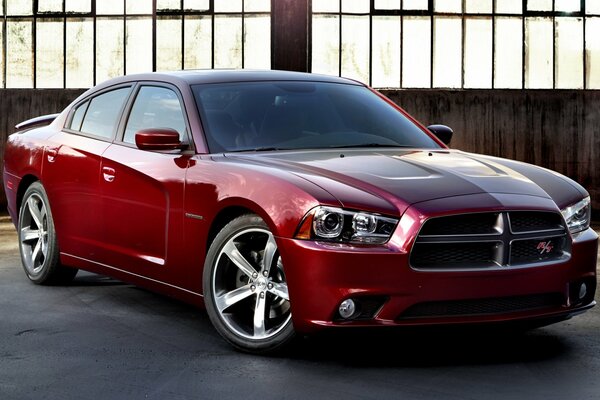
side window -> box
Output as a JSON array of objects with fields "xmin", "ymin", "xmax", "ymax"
[
  {"xmin": 123, "ymin": 86, "xmax": 187, "ymax": 144},
  {"xmin": 68, "ymin": 100, "xmax": 89, "ymax": 131},
  {"xmin": 79, "ymin": 87, "xmax": 131, "ymax": 139}
]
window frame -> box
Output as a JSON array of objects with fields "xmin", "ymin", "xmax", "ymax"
[
  {"xmin": 114, "ymin": 81, "xmax": 195, "ymax": 152},
  {"xmin": 63, "ymin": 83, "xmax": 134, "ymax": 142}
]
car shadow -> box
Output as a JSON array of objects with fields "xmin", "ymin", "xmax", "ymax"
[
  {"xmin": 286, "ymin": 325, "xmax": 569, "ymax": 367},
  {"xmin": 68, "ymin": 272, "xmax": 129, "ymax": 287}
]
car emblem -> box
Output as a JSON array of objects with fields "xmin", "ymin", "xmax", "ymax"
[{"xmin": 536, "ymin": 240, "xmax": 554, "ymax": 254}]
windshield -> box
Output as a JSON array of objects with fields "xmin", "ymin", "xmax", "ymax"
[{"xmin": 192, "ymin": 81, "xmax": 441, "ymax": 153}]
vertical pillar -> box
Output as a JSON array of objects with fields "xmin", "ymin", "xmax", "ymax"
[{"xmin": 271, "ymin": 0, "xmax": 310, "ymax": 72}]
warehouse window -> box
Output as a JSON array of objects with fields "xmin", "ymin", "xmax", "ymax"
[
  {"xmin": 0, "ymin": 0, "xmax": 270, "ymax": 88},
  {"xmin": 311, "ymin": 0, "xmax": 600, "ymax": 89}
]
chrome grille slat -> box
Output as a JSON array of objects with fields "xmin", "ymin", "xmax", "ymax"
[{"xmin": 410, "ymin": 211, "xmax": 570, "ymax": 270}]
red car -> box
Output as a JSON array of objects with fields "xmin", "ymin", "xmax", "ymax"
[{"xmin": 2, "ymin": 70, "xmax": 597, "ymax": 353}]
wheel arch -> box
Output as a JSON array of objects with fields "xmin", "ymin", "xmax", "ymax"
[
  {"xmin": 16, "ymin": 174, "xmax": 40, "ymax": 218},
  {"xmin": 205, "ymin": 198, "xmax": 279, "ymax": 255}
]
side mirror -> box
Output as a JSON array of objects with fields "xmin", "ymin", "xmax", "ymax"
[
  {"xmin": 135, "ymin": 128, "xmax": 182, "ymax": 151},
  {"xmin": 427, "ymin": 124, "xmax": 454, "ymax": 145}
]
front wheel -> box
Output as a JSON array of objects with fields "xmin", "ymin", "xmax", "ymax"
[
  {"xmin": 18, "ymin": 182, "xmax": 78, "ymax": 285},
  {"xmin": 203, "ymin": 214, "xmax": 295, "ymax": 354}
]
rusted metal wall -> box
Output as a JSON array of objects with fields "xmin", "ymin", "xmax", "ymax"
[{"xmin": 1, "ymin": 89, "xmax": 599, "ymax": 218}]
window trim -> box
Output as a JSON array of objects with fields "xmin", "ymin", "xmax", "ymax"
[
  {"xmin": 114, "ymin": 81, "xmax": 195, "ymax": 153},
  {"xmin": 62, "ymin": 83, "xmax": 134, "ymax": 142}
]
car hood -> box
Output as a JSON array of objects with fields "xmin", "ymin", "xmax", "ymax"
[{"xmin": 226, "ymin": 149, "xmax": 584, "ymax": 215}]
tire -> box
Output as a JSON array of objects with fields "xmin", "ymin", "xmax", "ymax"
[
  {"xmin": 18, "ymin": 182, "xmax": 78, "ymax": 285},
  {"xmin": 203, "ymin": 214, "xmax": 295, "ymax": 354}
]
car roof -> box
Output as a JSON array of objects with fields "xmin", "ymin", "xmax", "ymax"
[{"xmin": 93, "ymin": 69, "xmax": 362, "ymax": 89}]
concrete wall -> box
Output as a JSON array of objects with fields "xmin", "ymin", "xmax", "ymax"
[{"xmin": 1, "ymin": 89, "xmax": 599, "ymax": 217}]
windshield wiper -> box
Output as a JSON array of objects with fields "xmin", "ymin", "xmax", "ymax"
[
  {"xmin": 328, "ymin": 143, "xmax": 410, "ymax": 149},
  {"xmin": 226, "ymin": 146, "xmax": 290, "ymax": 153}
]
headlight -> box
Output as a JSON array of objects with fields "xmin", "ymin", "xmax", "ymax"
[
  {"xmin": 561, "ymin": 196, "xmax": 591, "ymax": 234},
  {"xmin": 295, "ymin": 206, "xmax": 398, "ymax": 244}
]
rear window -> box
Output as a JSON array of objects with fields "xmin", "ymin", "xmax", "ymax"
[{"xmin": 76, "ymin": 87, "xmax": 131, "ymax": 139}]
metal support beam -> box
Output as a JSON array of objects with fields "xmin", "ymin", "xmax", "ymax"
[{"xmin": 271, "ymin": 0, "xmax": 310, "ymax": 72}]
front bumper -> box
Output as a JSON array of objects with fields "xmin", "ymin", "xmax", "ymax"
[{"xmin": 278, "ymin": 227, "xmax": 597, "ymax": 334}]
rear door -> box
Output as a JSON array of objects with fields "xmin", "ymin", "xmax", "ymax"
[
  {"xmin": 98, "ymin": 84, "xmax": 192, "ymax": 285},
  {"xmin": 43, "ymin": 86, "xmax": 132, "ymax": 260}
]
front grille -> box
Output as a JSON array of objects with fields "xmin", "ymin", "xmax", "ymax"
[
  {"xmin": 399, "ymin": 293, "xmax": 564, "ymax": 319},
  {"xmin": 410, "ymin": 211, "xmax": 569, "ymax": 270}
]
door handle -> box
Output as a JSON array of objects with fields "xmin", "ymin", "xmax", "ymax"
[
  {"xmin": 102, "ymin": 166, "xmax": 116, "ymax": 183},
  {"xmin": 46, "ymin": 148, "xmax": 58, "ymax": 163}
]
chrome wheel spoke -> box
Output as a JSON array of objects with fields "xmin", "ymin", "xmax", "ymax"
[
  {"xmin": 21, "ymin": 227, "xmax": 39, "ymax": 242},
  {"xmin": 268, "ymin": 281, "xmax": 289, "ymax": 301},
  {"xmin": 27, "ymin": 197, "xmax": 42, "ymax": 229},
  {"xmin": 223, "ymin": 241, "xmax": 257, "ymax": 278},
  {"xmin": 215, "ymin": 284, "xmax": 254, "ymax": 312},
  {"xmin": 262, "ymin": 233, "xmax": 277, "ymax": 273},
  {"xmin": 253, "ymin": 293, "xmax": 267, "ymax": 337},
  {"xmin": 31, "ymin": 240, "xmax": 42, "ymax": 266}
]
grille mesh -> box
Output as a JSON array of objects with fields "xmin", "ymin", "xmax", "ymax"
[
  {"xmin": 410, "ymin": 242, "xmax": 498, "ymax": 269},
  {"xmin": 399, "ymin": 293, "xmax": 564, "ymax": 319},
  {"xmin": 509, "ymin": 212, "xmax": 564, "ymax": 233},
  {"xmin": 419, "ymin": 213, "xmax": 500, "ymax": 236}
]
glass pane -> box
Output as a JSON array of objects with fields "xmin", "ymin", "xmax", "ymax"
[
  {"xmin": 81, "ymin": 87, "xmax": 132, "ymax": 139},
  {"xmin": 38, "ymin": 0, "xmax": 62, "ymax": 12},
  {"xmin": 375, "ymin": 0, "xmax": 400, "ymax": 10},
  {"xmin": 340, "ymin": 16, "xmax": 369, "ymax": 83},
  {"xmin": 66, "ymin": 0, "xmax": 91, "ymax": 13},
  {"xmin": 313, "ymin": 0, "xmax": 339, "ymax": 13},
  {"xmin": 555, "ymin": 0, "xmax": 580, "ymax": 12},
  {"xmin": 157, "ymin": 0, "xmax": 180, "ymax": 10},
  {"xmin": 464, "ymin": 18, "xmax": 492, "ymax": 88},
  {"xmin": 7, "ymin": 1, "xmax": 32, "ymax": 15},
  {"xmin": 525, "ymin": 17, "xmax": 553, "ymax": 88},
  {"xmin": 403, "ymin": 0, "xmax": 428, "ymax": 10},
  {"xmin": 126, "ymin": 18, "xmax": 153, "ymax": 74},
  {"xmin": 97, "ymin": 0, "xmax": 124, "ymax": 15},
  {"xmin": 466, "ymin": 0, "xmax": 492, "ymax": 13},
  {"xmin": 157, "ymin": 17, "xmax": 182, "ymax": 71},
  {"xmin": 402, "ymin": 16, "xmax": 431, "ymax": 88},
  {"xmin": 184, "ymin": 16, "xmax": 212, "ymax": 69},
  {"xmin": 66, "ymin": 18, "xmax": 94, "ymax": 88},
  {"xmin": 214, "ymin": 0, "xmax": 242, "ymax": 12},
  {"xmin": 372, "ymin": 16, "xmax": 400, "ymax": 87},
  {"xmin": 588, "ymin": 1, "xmax": 600, "ymax": 14},
  {"xmin": 214, "ymin": 15, "xmax": 242, "ymax": 68},
  {"xmin": 245, "ymin": 0, "xmax": 270, "ymax": 12},
  {"xmin": 0, "ymin": 1, "xmax": 3, "ymax": 15},
  {"xmin": 527, "ymin": 0, "xmax": 552, "ymax": 11},
  {"xmin": 124, "ymin": 86, "xmax": 186, "ymax": 143},
  {"xmin": 6, "ymin": 20, "xmax": 34, "ymax": 88},
  {"xmin": 70, "ymin": 101, "xmax": 89, "ymax": 131},
  {"xmin": 555, "ymin": 17, "xmax": 583, "ymax": 89},
  {"xmin": 244, "ymin": 15, "xmax": 271, "ymax": 69},
  {"xmin": 36, "ymin": 19, "xmax": 64, "ymax": 88},
  {"xmin": 184, "ymin": 0, "xmax": 210, "ymax": 10},
  {"xmin": 495, "ymin": 0, "xmax": 522, "ymax": 14},
  {"xmin": 434, "ymin": 0, "xmax": 461, "ymax": 13},
  {"xmin": 433, "ymin": 17, "xmax": 462, "ymax": 88},
  {"xmin": 96, "ymin": 18, "xmax": 125, "ymax": 83},
  {"xmin": 342, "ymin": 0, "xmax": 369, "ymax": 13},
  {"xmin": 312, "ymin": 15, "xmax": 340, "ymax": 76},
  {"xmin": 126, "ymin": 0, "xmax": 152, "ymax": 14},
  {"xmin": 587, "ymin": 18, "xmax": 600, "ymax": 88},
  {"xmin": 495, "ymin": 17, "xmax": 522, "ymax": 88}
]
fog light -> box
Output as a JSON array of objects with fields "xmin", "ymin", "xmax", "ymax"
[
  {"xmin": 338, "ymin": 299, "xmax": 356, "ymax": 319},
  {"xmin": 579, "ymin": 283, "xmax": 587, "ymax": 300}
]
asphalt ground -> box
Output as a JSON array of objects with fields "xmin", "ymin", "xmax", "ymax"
[{"xmin": 1, "ymin": 214, "xmax": 599, "ymax": 400}]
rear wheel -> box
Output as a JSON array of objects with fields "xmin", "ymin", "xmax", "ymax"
[
  {"xmin": 18, "ymin": 182, "xmax": 78, "ymax": 285},
  {"xmin": 203, "ymin": 214, "xmax": 295, "ymax": 353}
]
